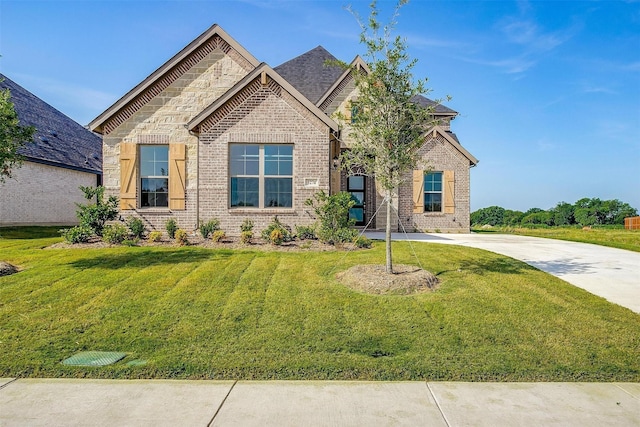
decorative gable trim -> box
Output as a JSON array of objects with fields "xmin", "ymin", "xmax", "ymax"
[
  {"xmin": 188, "ymin": 63, "xmax": 339, "ymax": 134},
  {"xmin": 429, "ymin": 125, "xmax": 479, "ymax": 166},
  {"xmin": 89, "ymin": 24, "xmax": 259, "ymax": 135},
  {"xmin": 317, "ymin": 56, "xmax": 369, "ymax": 111}
]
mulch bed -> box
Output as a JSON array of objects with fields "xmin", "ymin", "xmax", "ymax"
[{"xmin": 336, "ymin": 264, "xmax": 439, "ymax": 295}]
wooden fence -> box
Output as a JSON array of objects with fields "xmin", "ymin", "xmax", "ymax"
[{"xmin": 624, "ymin": 216, "xmax": 640, "ymax": 230}]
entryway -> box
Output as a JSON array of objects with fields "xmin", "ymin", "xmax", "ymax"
[{"xmin": 347, "ymin": 175, "xmax": 366, "ymax": 226}]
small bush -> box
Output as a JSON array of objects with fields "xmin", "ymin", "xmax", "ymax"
[
  {"xmin": 199, "ymin": 218, "xmax": 220, "ymax": 239},
  {"xmin": 75, "ymin": 186, "xmax": 119, "ymax": 236},
  {"xmin": 353, "ymin": 235, "xmax": 372, "ymax": 249},
  {"xmin": 306, "ymin": 191, "xmax": 356, "ymax": 245},
  {"xmin": 269, "ymin": 229, "xmax": 284, "ymax": 245},
  {"xmin": 175, "ymin": 229, "xmax": 189, "ymax": 246},
  {"xmin": 60, "ymin": 225, "xmax": 93, "ymax": 244},
  {"xmin": 261, "ymin": 216, "xmax": 292, "ymax": 243},
  {"xmin": 212, "ymin": 230, "xmax": 226, "ymax": 243},
  {"xmin": 148, "ymin": 231, "xmax": 162, "ymax": 242},
  {"xmin": 240, "ymin": 218, "xmax": 254, "ymax": 233},
  {"xmin": 295, "ymin": 224, "xmax": 317, "ymax": 240},
  {"xmin": 122, "ymin": 238, "xmax": 139, "ymax": 247},
  {"xmin": 127, "ymin": 217, "xmax": 145, "ymax": 239},
  {"xmin": 166, "ymin": 219, "xmax": 178, "ymax": 239},
  {"xmin": 318, "ymin": 226, "xmax": 357, "ymax": 245},
  {"xmin": 240, "ymin": 230, "xmax": 253, "ymax": 244},
  {"xmin": 102, "ymin": 223, "xmax": 128, "ymax": 244}
]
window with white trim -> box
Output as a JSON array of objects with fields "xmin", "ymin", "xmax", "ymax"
[
  {"xmin": 230, "ymin": 144, "xmax": 293, "ymax": 208},
  {"xmin": 140, "ymin": 145, "xmax": 169, "ymax": 207},
  {"xmin": 424, "ymin": 172, "xmax": 442, "ymax": 212}
]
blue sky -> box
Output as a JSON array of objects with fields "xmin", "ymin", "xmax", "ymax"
[{"xmin": 1, "ymin": 0, "xmax": 638, "ymax": 212}]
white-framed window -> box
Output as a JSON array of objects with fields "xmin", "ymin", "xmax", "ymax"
[
  {"xmin": 140, "ymin": 145, "xmax": 169, "ymax": 208},
  {"xmin": 424, "ymin": 172, "xmax": 442, "ymax": 212},
  {"xmin": 230, "ymin": 144, "xmax": 293, "ymax": 208}
]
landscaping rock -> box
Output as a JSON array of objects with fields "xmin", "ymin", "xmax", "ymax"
[{"xmin": 0, "ymin": 262, "xmax": 18, "ymax": 276}]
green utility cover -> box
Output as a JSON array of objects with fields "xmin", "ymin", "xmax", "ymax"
[{"xmin": 62, "ymin": 351, "xmax": 127, "ymax": 366}]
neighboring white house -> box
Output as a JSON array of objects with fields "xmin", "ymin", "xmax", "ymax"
[{"xmin": 0, "ymin": 74, "xmax": 102, "ymax": 226}]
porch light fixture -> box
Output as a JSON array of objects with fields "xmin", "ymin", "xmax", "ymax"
[{"xmin": 332, "ymin": 155, "xmax": 340, "ymax": 170}]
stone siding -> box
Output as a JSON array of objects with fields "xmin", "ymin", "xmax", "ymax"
[
  {"xmin": 0, "ymin": 162, "xmax": 98, "ymax": 226},
  {"xmin": 102, "ymin": 50, "xmax": 250, "ymax": 232}
]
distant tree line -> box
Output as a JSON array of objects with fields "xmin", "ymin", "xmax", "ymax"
[{"xmin": 471, "ymin": 198, "xmax": 638, "ymax": 227}]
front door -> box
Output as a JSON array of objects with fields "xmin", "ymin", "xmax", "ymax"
[{"xmin": 347, "ymin": 176, "xmax": 366, "ymax": 226}]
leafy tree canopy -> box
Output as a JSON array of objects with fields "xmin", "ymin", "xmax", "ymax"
[
  {"xmin": 471, "ymin": 198, "xmax": 637, "ymax": 227},
  {"xmin": 0, "ymin": 83, "xmax": 35, "ymax": 182}
]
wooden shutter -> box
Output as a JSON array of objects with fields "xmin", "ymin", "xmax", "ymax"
[
  {"xmin": 169, "ymin": 144, "xmax": 186, "ymax": 210},
  {"xmin": 444, "ymin": 170, "xmax": 455, "ymax": 214},
  {"xmin": 119, "ymin": 143, "xmax": 137, "ymax": 210},
  {"xmin": 412, "ymin": 170, "xmax": 424, "ymax": 213}
]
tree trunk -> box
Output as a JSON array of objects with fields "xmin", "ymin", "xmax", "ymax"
[{"xmin": 385, "ymin": 189, "xmax": 393, "ymax": 273}]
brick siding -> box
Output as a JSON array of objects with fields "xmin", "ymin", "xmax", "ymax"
[{"xmin": 0, "ymin": 162, "xmax": 98, "ymax": 225}]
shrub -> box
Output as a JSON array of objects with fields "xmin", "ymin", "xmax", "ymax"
[
  {"xmin": 102, "ymin": 223, "xmax": 128, "ymax": 244},
  {"xmin": 199, "ymin": 218, "xmax": 220, "ymax": 239},
  {"xmin": 240, "ymin": 218, "xmax": 254, "ymax": 233},
  {"xmin": 122, "ymin": 238, "xmax": 139, "ymax": 247},
  {"xmin": 148, "ymin": 231, "xmax": 162, "ymax": 242},
  {"xmin": 328, "ymin": 227, "xmax": 358, "ymax": 245},
  {"xmin": 127, "ymin": 217, "xmax": 145, "ymax": 239},
  {"xmin": 269, "ymin": 229, "xmax": 284, "ymax": 245},
  {"xmin": 211, "ymin": 230, "xmax": 226, "ymax": 243},
  {"xmin": 261, "ymin": 216, "xmax": 292, "ymax": 243},
  {"xmin": 60, "ymin": 225, "xmax": 93, "ymax": 244},
  {"xmin": 166, "ymin": 219, "xmax": 178, "ymax": 239},
  {"xmin": 240, "ymin": 231, "xmax": 253, "ymax": 244},
  {"xmin": 174, "ymin": 229, "xmax": 189, "ymax": 246},
  {"xmin": 75, "ymin": 186, "xmax": 119, "ymax": 236},
  {"xmin": 305, "ymin": 191, "xmax": 356, "ymax": 245},
  {"xmin": 353, "ymin": 235, "xmax": 372, "ymax": 248},
  {"xmin": 295, "ymin": 224, "xmax": 317, "ymax": 240}
]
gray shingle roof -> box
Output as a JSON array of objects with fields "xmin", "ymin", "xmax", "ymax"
[
  {"xmin": 0, "ymin": 74, "xmax": 102, "ymax": 174},
  {"xmin": 274, "ymin": 46, "xmax": 344, "ymax": 104},
  {"xmin": 411, "ymin": 94, "xmax": 457, "ymax": 116},
  {"xmin": 275, "ymin": 47, "xmax": 458, "ymax": 116}
]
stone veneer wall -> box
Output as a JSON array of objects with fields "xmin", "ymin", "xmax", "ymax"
[
  {"xmin": 0, "ymin": 162, "xmax": 98, "ymax": 225},
  {"xmin": 101, "ymin": 50, "xmax": 250, "ymax": 232},
  {"xmin": 197, "ymin": 77, "xmax": 330, "ymax": 233}
]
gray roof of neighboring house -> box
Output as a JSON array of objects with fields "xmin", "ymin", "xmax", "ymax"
[
  {"xmin": 274, "ymin": 46, "xmax": 345, "ymax": 104},
  {"xmin": 0, "ymin": 74, "xmax": 102, "ymax": 174}
]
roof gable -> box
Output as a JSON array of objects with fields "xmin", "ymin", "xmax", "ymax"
[
  {"xmin": 430, "ymin": 125, "xmax": 478, "ymax": 166},
  {"xmin": 188, "ymin": 63, "xmax": 338, "ymax": 133},
  {"xmin": 411, "ymin": 94, "xmax": 457, "ymax": 116},
  {"xmin": 274, "ymin": 46, "xmax": 344, "ymax": 104},
  {"xmin": 0, "ymin": 74, "xmax": 102, "ymax": 173},
  {"xmin": 89, "ymin": 24, "xmax": 260, "ymax": 134}
]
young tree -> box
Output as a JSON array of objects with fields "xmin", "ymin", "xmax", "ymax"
[
  {"xmin": 342, "ymin": 0, "xmax": 441, "ymax": 272},
  {"xmin": 0, "ymin": 83, "xmax": 35, "ymax": 182}
]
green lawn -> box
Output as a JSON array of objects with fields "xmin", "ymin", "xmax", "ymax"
[
  {"xmin": 1, "ymin": 232, "xmax": 639, "ymax": 381},
  {"xmin": 473, "ymin": 226, "xmax": 640, "ymax": 252}
]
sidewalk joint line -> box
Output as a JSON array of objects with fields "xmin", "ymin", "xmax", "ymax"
[
  {"xmin": 426, "ymin": 382, "xmax": 451, "ymax": 427},
  {"xmin": 0, "ymin": 378, "xmax": 19, "ymax": 391},
  {"xmin": 207, "ymin": 380, "xmax": 237, "ymax": 427},
  {"xmin": 614, "ymin": 383, "xmax": 639, "ymax": 400}
]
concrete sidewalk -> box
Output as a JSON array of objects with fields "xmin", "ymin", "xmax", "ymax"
[
  {"xmin": 365, "ymin": 232, "xmax": 640, "ymax": 314},
  {"xmin": 1, "ymin": 379, "xmax": 638, "ymax": 426}
]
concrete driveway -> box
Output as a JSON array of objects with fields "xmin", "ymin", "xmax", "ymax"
[{"xmin": 365, "ymin": 232, "xmax": 640, "ymax": 314}]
